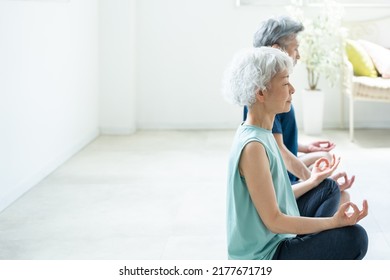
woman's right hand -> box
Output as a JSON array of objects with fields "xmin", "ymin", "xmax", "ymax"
[{"xmin": 332, "ymin": 200, "xmax": 369, "ymax": 228}]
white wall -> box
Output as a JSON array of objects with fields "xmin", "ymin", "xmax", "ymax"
[
  {"xmin": 135, "ymin": 0, "xmax": 390, "ymax": 129},
  {"xmin": 0, "ymin": 0, "xmax": 99, "ymax": 212},
  {"xmin": 134, "ymin": 0, "xmax": 310, "ymax": 129},
  {"xmin": 99, "ymin": 0, "xmax": 136, "ymax": 134},
  {"xmin": 136, "ymin": 0, "xmax": 260, "ymax": 129}
]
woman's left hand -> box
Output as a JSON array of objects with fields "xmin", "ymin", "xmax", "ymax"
[{"xmin": 310, "ymin": 154, "xmax": 340, "ymax": 185}]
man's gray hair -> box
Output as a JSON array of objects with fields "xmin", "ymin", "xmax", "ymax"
[
  {"xmin": 222, "ymin": 47, "xmax": 293, "ymax": 107},
  {"xmin": 253, "ymin": 16, "xmax": 304, "ymax": 49}
]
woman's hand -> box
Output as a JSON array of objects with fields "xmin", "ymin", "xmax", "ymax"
[
  {"xmin": 309, "ymin": 155, "xmax": 340, "ymax": 185},
  {"xmin": 332, "ymin": 200, "xmax": 369, "ymax": 227}
]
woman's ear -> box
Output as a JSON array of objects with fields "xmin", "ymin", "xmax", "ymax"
[
  {"xmin": 271, "ymin": 43, "xmax": 280, "ymax": 50},
  {"xmin": 256, "ymin": 88, "xmax": 266, "ymax": 102}
]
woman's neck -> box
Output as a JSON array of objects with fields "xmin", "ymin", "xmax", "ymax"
[{"xmin": 245, "ymin": 108, "xmax": 274, "ymax": 130}]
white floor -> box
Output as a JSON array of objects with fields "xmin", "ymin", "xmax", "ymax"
[{"xmin": 0, "ymin": 129, "xmax": 390, "ymax": 260}]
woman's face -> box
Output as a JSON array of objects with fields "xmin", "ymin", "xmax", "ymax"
[{"xmin": 265, "ymin": 69, "xmax": 295, "ymax": 114}]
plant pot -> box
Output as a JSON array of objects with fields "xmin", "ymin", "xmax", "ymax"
[{"xmin": 301, "ymin": 89, "xmax": 324, "ymax": 135}]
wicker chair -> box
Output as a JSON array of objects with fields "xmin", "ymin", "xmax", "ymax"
[{"xmin": 342, "ymin": 57, "xmax": 390, "ymax": 141}]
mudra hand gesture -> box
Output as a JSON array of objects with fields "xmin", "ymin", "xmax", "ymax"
[
  {"xmin": 307, "ymin": 140, "xmax": 336, "ymax": 152},
  {"xmin": 333, "ymin": 200, "xmax": 368, "ymax": 227},
  {"xmin": 310, "ymin": 155, "xmax": 340, "ymax": 185}
]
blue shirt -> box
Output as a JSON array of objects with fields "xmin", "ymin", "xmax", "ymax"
[
  {"xmin": 243, "ymin": 106, "xmax": 299, "ymax": 182},
  {"xmin": 272, "ymin": 105, "xmax": 299, "ymax": 182},
  {"xmin": 226, "ymin": 124, "xmax": 299, "ymax": 260}
]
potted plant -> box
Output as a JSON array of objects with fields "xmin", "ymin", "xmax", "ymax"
[{"xmin": 287, "ymin": 0, "xmax": 346, "ymax": 134}]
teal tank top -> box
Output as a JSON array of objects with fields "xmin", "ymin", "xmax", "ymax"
[{"xmin": 227, "ymin": 124, "xmax": 300, "ymax": 260}]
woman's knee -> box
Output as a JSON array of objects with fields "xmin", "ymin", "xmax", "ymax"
[
  {"xmin": 344, "ymin": 225, "xmax": 369, "ymax": 259},
  {"xmin": 318, "ymin": 178, "xmax": 341, "ymax": 198}
]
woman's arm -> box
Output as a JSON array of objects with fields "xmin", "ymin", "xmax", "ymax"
[
  {"xmin": 273, "ymin": 133, "xmax": 311, "ymax": 181},
  {"xmin": 239, "ymin": 142, "xmax": 367, "ymax": 235}
]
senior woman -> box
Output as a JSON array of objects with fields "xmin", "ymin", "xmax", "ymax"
[{"xmin": 223, "ymin": 47, "xmax": 368, "ymax": 260}]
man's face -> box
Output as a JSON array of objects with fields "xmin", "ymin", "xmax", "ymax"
[{"xmin": 283, "ymin": 37, "xmax": 300, "ymax": 66}]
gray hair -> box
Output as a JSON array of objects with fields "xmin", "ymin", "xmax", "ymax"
[
  {"xmin": 253, "ymin": 16, "xmax": 304, "ymax": 49},
  {"xmin": 222, "ymin": 47, "xmax": 293, "ymax": 107}
]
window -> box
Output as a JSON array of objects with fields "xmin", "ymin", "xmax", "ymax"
[
  {"xmin": 237, "ymin": 0, "xmax": 390, "ymax": 7},
  {"xmin": 236, "ymin": 0, "xmax": 291, "ymax": 6}
]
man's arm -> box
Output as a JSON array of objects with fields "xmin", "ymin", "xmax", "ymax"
[{"xmin": 273, "ymin": 133, "xmax": 311, "ymax": 181}]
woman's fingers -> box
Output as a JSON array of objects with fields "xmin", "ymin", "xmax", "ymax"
[
  {"xmin": 338, "ymin": 201, "xmax": 351, "ymax": 213},
  {"xmin": 330, "ymin": 155, "xmax": 341, "ymax": 171},
  {"xmin": 345, "ymin": 200, "xmax": 369, "ymax": 224},
  {"xmin": 315, "ymin": 158, "xmax": 330, "ymax": 171},
  {"xmin": 357, "ymin": 200, "xmax": 369, "ymax": 222}
]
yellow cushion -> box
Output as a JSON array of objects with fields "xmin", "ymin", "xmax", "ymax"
[{"xmin": 345, "ymin": 39, "xmax": 378, "ymax": 77}]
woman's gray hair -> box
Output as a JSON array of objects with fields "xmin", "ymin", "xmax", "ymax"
[
  {"xmin": 222, "ymin": 47, "xmax": 293, "ymax": 107},
  {"xmin": 253, "ymin": 16, "xmax": 304, "ymax": 49}
]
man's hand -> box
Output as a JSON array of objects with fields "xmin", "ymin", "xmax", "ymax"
[
  {"xmin": 307, "ymin": 141, "xmax": 336, "ymax": 152},
  {"xmin": 330, "ymin": 172, "xmax": 355, "ymax": 191}
]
